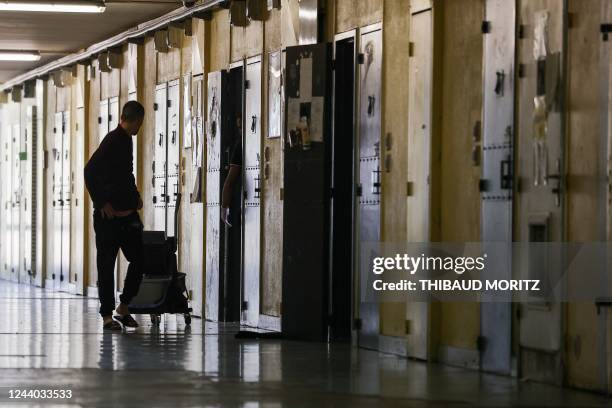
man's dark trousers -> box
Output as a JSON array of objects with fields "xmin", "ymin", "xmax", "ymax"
[{"xmin": 94, "ymin": 209, "xmax": 144, "ymax": 317}]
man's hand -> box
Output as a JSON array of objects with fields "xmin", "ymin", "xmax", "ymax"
[
  {"xmin": 137, "ymin": 197, "xmax": 143, "ymax": 210},
  {"xmin": 102, "ymin": 202, "xmax": 117, "ymax": 219},
  {"xmin": 221, "ymin": 207, "xmax": 232, "ymax": 227}
]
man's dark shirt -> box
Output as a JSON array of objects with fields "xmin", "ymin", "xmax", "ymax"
[
  {"xmin": 84, "ymin": 126, "xmax": 140, "ymax": 211},
  {"xmin": 230, "ymin": 139, "xmax": 242, "ymax": 167}
]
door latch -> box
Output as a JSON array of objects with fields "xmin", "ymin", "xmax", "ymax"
[
  {"xmin": 500, "ymin": 155, "xmax": 512, "ymax": 190},
  {"xmin": 254, "ymin": 174, "xmax": 261, "ymax": 199},
  {"xmin": 367, "ymin": 96, "xmax": 376, "ymax": 116},
  {"xmin": 495, "ymin": 70, "xmax": 505, "ymax": 96},
  {"xmin": 546, "ymin": 158, "xmax": 562, "ymax": 207}
]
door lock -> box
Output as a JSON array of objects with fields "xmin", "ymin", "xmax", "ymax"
[
  {"xmin": 254, "ymin": 174, "xmax": 261, "ymax": 199},
  {"xmin": 500, "ymin": 156, "xmax": 512, "ymax": 190},
  {"xmin": 371, "ymin": 166, "xmax": 381, "ymax": 195},
  {"xmin": 546, "ymin": 158, "xmax": 562, "ymax": 207}
]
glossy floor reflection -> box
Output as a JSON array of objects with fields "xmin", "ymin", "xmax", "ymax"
[{"xmin": 0, "ymin": 281, "xmax": 609, "ymax": 407}]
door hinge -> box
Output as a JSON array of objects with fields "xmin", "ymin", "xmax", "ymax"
[
  {"xmin": 601, "ymin": 23, "xmax": 612, "ymax": 41},
  {"xmin": 406, "ymin": 181, "xmax": 414, "ymax": 196},
  {"xmin": 481, "ymin": 20, "xmax": 491, "ymax": 34},
  {"xmin": 518, "ymin": 63, "xmax": 526, "ymax": 78},
  {"xmin": 518, "ymin": 24, "xmax": 526, "ymax": 39},
  {"xmin": 97, "ymin": 116, "xmax": 102, "ymax": 124},
  {"xmin": 356, "ymin": 183, "xmax": 363, "ymax": 197},
  {"xmin": 357, "ymin": 53, "xmax": 365, "ymax": 64},
  {"xmin": 244, "ymin": 80, "xmax": 250, "ymax": 89},
  {"xmin": 473, "ymin": 120, "xmax": 481, "ymax": 142},
  {"xmin": 153, "ymin": 103, "xmax": 159, "ymax": 111},
  {"xmin": 242, "ymin": 300, "xmax": 249, "ymax": 311},
  {"xmin": 476, "ymin": 335, "xmax": 487, "ymax": 351},
  {"xmin": 567, "ymin": 12, "xmax": 575, "ymax": 29},
  {"xmin": 167, "ymin": 100, "xmax": 172, "ymax": 108},
  {"xmin": 408, "ymin": 42, "xmax": 415, "ymax": 57},
  {"xmin": 479, "ymin": 179, "xmax": 489, "ymax": 192}
]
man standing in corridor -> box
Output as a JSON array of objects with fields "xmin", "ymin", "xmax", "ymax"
[{"xmin": 84, "ymin": 101, "xmax": 145, "ymax": 331}]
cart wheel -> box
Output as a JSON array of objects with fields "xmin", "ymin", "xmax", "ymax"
[
  {"xmin": 184, "ymin": 314, "xmax": 191, "ymax": 326},
  {"xmin": 150, "ymin": 314, "xmax": 161, "ymax": 326}
]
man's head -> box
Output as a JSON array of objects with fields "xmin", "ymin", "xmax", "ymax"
[{"xmin": 120, "ymin": 101, "xmax": 145, "ymax": 136}]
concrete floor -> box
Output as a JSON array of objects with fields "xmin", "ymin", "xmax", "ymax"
[{"xmin": 0, "ymin": 281, "xmax": 609, "ymax": 407}]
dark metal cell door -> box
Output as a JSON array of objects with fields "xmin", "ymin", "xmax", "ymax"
[{"xmin": 282, "ymin": 43, "xmax": 333, "ymax": 341}]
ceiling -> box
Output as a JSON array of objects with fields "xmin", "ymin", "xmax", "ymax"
[{"xmin": 0, "ymin": 0, "xmax": 184, "ymax": 82}]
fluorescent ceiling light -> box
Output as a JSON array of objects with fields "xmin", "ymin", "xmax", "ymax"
[
  {"xmin": 0, "ymin": 2, "xmax": 106, "ymax": 13},
  {"xmin": 0, "ymin": 51, "xmax": 41, "ymax": 61}
]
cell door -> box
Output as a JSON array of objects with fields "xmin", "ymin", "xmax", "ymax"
[
  {"xmin": 98, "ymin": 99, "xmax": 109, "ymax": 144},
  {"xmin": 71, "ymin": 107, "xmax": 85, "ymax": 293},
  {"xmin": 153, "ymin": 83, "xmax": 168, "ymax": 232},
  {"xmin": 166, "ymin": 79, "xmax": 180, "ymax": 237},
  {"xmin": 357, "ymin": 23, "xmax": 383, "ymax": 350},
  {"xmin": 60, "ymin": 111, "xmax": 71, "ymax": 291},
  {"xmin": 480, "ymin": 0, "xmax": 516, "ymax": 375},
  {"xmin": 242, "ymin": 56, "xmax": 262, "ymax": 327},
  {"xmin": 108, "ymin": 96, "xmax": 119, "ymax": 131},
  {"xmin": 1, "ymin": 122, "xmax": 11, "ymax": 280},
  {"xmin": 10, "ymin": 123, "xmax": 21, "ymax": 282},
  {"xmin": 205, "ymin": 71, "xmax": 224, "ymax": 321},
  {"xmin": 20, "ymin": 106, "xmax": 36, "ymax": 284},
  {"xmin": 52, "ymin": 113, "xmax": 63, "ymax": 289},
  {"xmin": 516, "ymin": 0, "xmax": 565, "ymax": 385},
  {"xmin": 406, "ymin": 7, "xmax": 433, "ymax": 360}
]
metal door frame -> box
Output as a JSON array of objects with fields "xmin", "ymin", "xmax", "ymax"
[
  {"xmin": 332, "ymin": 28, "xmax": 358, "ymax": 342},
  {"xmin": 60, "ymin": 110, "xmax": 71, "ymax": 293}
]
